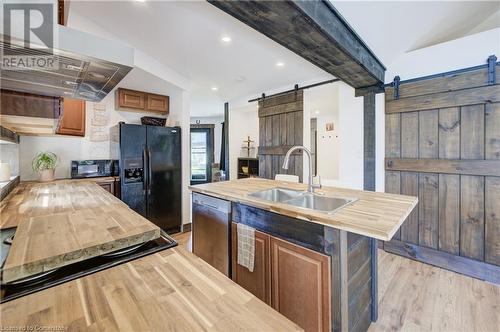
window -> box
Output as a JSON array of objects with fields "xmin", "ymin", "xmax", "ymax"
[{"xmin": 190, "ymin": 126, "xmax": 214, "ymax": 184}]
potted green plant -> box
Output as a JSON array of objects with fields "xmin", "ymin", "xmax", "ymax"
[{"xmin": 32, "ymin": 152, "xmax": 58, "ymax": 182}]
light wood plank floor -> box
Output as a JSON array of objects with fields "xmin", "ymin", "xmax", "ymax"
[{"xmin": 172, "ymin": 232, "xmax": 500, "ymax": 332}]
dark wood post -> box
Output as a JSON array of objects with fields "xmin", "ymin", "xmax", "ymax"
[
  {"xmin": 363, "ymin": 92, "xmax": 376, "ymax": 191},
  {"xmin": 224, "ymin": 102, "xmax": 230, "ymax": 180}
]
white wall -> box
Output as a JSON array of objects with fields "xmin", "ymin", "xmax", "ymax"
[
  {"xmin": 386, "ymin": 28, "xmax": 500, "ymax": 82},
  {"xmin": 19, "ymin": 96, "xmax": 147, "ymax": 181},
  {"xmin": 303, "ymin": 82, "xmax": 364, "ymax": 190},
  {"xmin": 338, "ymin": 83, "xmax": 364, "ymax": 190},
  {"xmin": 304, "ymin": 84, "xmax": 340, "ymax": 180},
  {"xmin": 19, "ymin": 68, "xmax": 192, "ymax": 225},
  {"xmin": 19, "ymin": 68, "xmax": 183, "ymax": 180},
  {"xmin": 0, "ymin": 143, "xmax": 19, "ymax": 178},
  {"xmin": 190, "ymin": 116, "xmax": 224, "ymax": 164},
  {"xmin": 228, "ymin": 103, "xmax": 259, "ymax": 180},
  {"xmin": 177, "ymin": 91, "xmax": 191, "ymax": 226}
]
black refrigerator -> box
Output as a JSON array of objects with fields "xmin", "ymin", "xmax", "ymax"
[{"xmin": 111, "ymin": 123, "xmax": 182, "ymax": 233}]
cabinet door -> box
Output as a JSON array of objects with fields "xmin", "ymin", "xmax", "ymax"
[
  {"xmin": 1, "ymin": 89, "xmax": 60, "ymax": 118},
  {"xmin": 56, "ymin": 98, "xmax": 85, "ymax": 136},
  {"xmin": 97, "ymin": 182, "xmax": 114, "ymax": 195},
  {"xmin": 271, "ymin": 236, "xmax": 331, "ymax": 332},
  {"xmin": 117, "ymin": 88, "xmax": 145, "ymax": 110},
  {"xmin": 113, "ymin": 179, "xmax": 121, "ymax": 199},
  {"xmin": 146, "ymin": 93, "xmax": 169, "ymax": 113},
  {"xmin": 231, "ymin": 223, "xmax": 271, "ymax": 305}
]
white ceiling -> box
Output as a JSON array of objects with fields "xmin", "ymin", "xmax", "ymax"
[
  {"xmin": 332, "ymin": 0, "xmax": 500, "ymax": 66},
  {"xmin": 68, "ymin": 1, "xmax": 499, "ymax": 117},
  {"xmin": 68, "ymin": 0, "xmax": 331, "ymax": 117}
]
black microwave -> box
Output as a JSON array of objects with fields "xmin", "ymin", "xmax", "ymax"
[{"xmin": 70, "ymin": 160, "xmax": 118, "ymax": 179}]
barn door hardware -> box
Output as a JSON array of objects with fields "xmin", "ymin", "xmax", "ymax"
[
  {"xmin": 392, "ymin": 76, "xmax": 401, "ymax": 100},
  {"xmin": 487, "ymin": 55, "xmax": 497, "ymax": 85},
  {"xmin": 248, "ymin": 78, "xmax": 340, "ymax": 102}
]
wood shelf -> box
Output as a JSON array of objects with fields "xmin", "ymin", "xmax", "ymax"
[{"xmin": 237, "ymin": 157, "xmax": 259, "ymax": 179}]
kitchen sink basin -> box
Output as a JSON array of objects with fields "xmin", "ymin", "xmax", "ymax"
[
  {"xmin": 285, "ymin": 195, "xmax": 356, "ymax": 213},
  {"xmin": 248, "ymin": 188, "xmax": 304, "ymax": 203},
  {"xmin": 248, "ymin": 187, "xmax": 357, "ymax": 214}
]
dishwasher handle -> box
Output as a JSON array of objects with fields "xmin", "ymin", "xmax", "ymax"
[{"xmin": 193, "ymin": 193, "xmax": 231, "ymax": 214}]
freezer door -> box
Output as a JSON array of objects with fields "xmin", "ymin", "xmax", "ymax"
[
  {"xmin": 146, "ymin": 126, "xmax": 182, "ymax": 233},
  {"xmin": 120, "ymin": 123, "xmax": 147, "ymax": 217}
]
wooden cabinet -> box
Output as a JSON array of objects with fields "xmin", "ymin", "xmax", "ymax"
[
  {"xmin": 91, "ymin": 177, "xmax": 120, "ymax": 198},
  {"xmin": 56, "ymin": 98, "xmax": 85, "ymax": 136},
  {"xmin": 232, "ymin": 224, "xmax": 331, "ymax": 332},
  {"xmin": 231, "ymin": 224, "xmax": 271, "ymax": 305},
  {"xmin": 117, "ymin": 88, "xmax": 145, "ymax": 110},
  {"xmin": 271, "ymin": 237, "xmax": 331, "ymax": 332},
  {"xmin": 116, "ymin": 88, "xmax": 169, "ymax": 114},
  {"xmin": 97, "ymin": 182, "xmax": 114, "ymax": 195},
  {"xmin": 0, "ymin": 89, "xmax": 61, "ymax": 118},
  {"xmin": 146, "ymin": 93, "xmax": 169, "ymax": 113},
  {"xmin": 0, "ymin": 89, "xmax": 62, "ymax": 135}
]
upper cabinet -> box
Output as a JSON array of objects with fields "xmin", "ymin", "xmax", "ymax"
[
  {"xmin": 146, "ymin": 93, "xmax": 169, "ymax": 113},
  {"xmin": 116, "ymin": 88, "xmax": 169, "ymax": 114},
  {"xmin": 0, "ymin": 89, "xmax": 61, "ymax": 136},
  {"xmin": 117, "ymin": 88, "xmax": 145, "ymax": 110},
  {"xmin": 56, "ymin": 98, "xmax": 86, "ymax": 137}
]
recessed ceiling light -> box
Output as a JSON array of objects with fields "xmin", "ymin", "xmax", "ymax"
[
  {"xmin": 314, "ymin": 110, "xmax": 320, "ymax": 114},
  {"xmin": 211, "ymin": 86, "xmax": 218, "ymax": 91},
  {"xmin": 135, "ymin": 0, "xmax": 146, "ymax": 2},
  {"xmin": 221, "ymin": 36, "xmax": 231, "ymax": 43},
  {"xmin": 276, "ymin": 61, "xmax": 285, "ymax": 67}
]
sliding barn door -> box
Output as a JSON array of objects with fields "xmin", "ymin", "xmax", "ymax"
[
  {"xmin": 384, "ymin": 64, "xmax": 500, "ymax": 280},
  {"xmin": 258, "ymin": 91, "xmax": 303, "ymax": 181}
]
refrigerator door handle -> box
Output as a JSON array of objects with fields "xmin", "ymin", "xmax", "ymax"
[
  {"xmin": 142, "ymin": 147, "xmax": 148, "ymax": 192},
  {"xmin": 147, "ymin": 147, "xmax": 152, "ymax": 194}
]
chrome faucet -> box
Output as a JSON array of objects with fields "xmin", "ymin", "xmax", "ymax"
[{"xmin": 282, "ymin": 145, "xmax": 320, "ymax": 193}]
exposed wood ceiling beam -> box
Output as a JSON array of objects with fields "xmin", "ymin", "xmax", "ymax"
[{"xmin": 208, "ymin": 0, "xmax": 386, "ymax": 89}]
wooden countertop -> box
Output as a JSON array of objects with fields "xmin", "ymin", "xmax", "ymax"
[
  {"xmin": 0, "ymin": 180, "xmax": 160, "ymax": 283},
  {"xmin": 84, "ymin": 176, "xmax": 119, "ymax": 183},
  {"xmin": 190, "ymin": 178, "xmax": 418, "ymax": 241},
  {"xmin": 0, "ymin": 247, "xmax": 302, "ymax": 332}
]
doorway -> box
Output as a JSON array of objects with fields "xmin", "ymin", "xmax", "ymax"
[{"xmin": 190, "ymin": 125, "xmax": 214, "ymax": 184}]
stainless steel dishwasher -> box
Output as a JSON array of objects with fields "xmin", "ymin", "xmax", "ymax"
[{"xmin": 192, "ymin": 193, "xmax": 231, "ymax": 277}]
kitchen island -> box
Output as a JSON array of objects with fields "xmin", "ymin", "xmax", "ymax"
[
  {"xmin": 0, "ymin": 179, "xmax": 301, "ymax": 331},
  {"xmin": 0, "ymin": 180, "xmax": 160, "ymax": 283},
  {"xmin": 1, "ymin": 247, "xmax": 301, "ymax": 331},
  {"xmin": 190, "ymin": 178, "xmax": 418, "ymax": 332}
]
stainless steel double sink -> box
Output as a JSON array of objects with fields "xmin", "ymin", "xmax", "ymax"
[{"xmin": 248, "ymin": 187, "xmax": 357, "ymax": 214}]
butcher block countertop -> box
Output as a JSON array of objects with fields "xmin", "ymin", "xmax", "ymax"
[
  {"xmin": 190, "ymin": 178, "xmax": 418, "ymax": 241},
  {"xmin": 0, "ymin": 180, "xmax": 160, "ymax": 283},
  {"xmin": 0, "ymin": 247, "xmax": 302, "ymax": 332}
]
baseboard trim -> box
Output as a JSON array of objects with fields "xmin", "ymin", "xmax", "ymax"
[
  {"xmin": 384, "ymin": 240, "xmax": 500, "ymax": 285},
  {"xmin": 182, "ymin": 222, "xmax": 191, "ymax": 233}
]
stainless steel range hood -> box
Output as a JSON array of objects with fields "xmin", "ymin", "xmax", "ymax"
[{"xmin": 0, "ymin": 25, "xmax": 134, "ymax": 102}]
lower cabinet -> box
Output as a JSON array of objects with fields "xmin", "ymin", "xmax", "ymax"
[
  {"xmin": 97, "ymin": 182, "xmax": 114, "ymax": 195},
  {"xmin": 92, "ymin": 178, "xmax": 120, "ymax": 198},
  {"xmin": 271, "ymin": 236, "xmax": 331, "ymax": 332},
  {"xmin": 232, "ymin": 224, "xmax": 331, "ymax": 332},
  {"xmin": 231, "ymin": 223, "xmax": 271, "ymax": 305}
]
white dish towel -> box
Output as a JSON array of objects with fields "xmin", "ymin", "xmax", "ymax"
[{"xmin": 237, "ymin": 223, "xmax": 255, "ymax": 272}]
